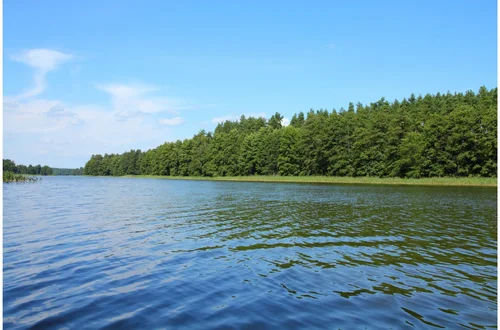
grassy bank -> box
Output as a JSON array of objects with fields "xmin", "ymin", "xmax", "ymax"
[
  {"xmin": 122, "ymin": 175, "xmax": 497, "ymax": 187},
  {"xmin": 3, "ymin": 171, "xmax": 40, "ymax": 182}
]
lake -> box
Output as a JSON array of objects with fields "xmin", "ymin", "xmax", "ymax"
[{"xmin": 3, "ymin": 176, "xmax": 497, "ymax": 329}]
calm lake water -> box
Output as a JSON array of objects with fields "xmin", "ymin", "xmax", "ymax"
[{"xmin": 3, "ymin": 176, "xmax": 497, "ymax": 329}]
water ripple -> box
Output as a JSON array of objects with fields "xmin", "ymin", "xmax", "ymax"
[{"xmin": 3, "ymin": 177, "xmax": 497, "ymax": 329}]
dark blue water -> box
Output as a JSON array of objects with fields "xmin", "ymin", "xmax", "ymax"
[{"xmin": 3, "ymin": 176, "xmax": 497, "ymax": 329}]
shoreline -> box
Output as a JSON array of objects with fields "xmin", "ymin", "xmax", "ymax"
[{"xmin": 121, "ymin": 175, "xmax": 497, "ymax": 187}]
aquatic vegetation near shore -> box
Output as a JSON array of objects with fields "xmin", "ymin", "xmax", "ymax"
[
  {"xmin": 124, "ymin": 175, "xmax": 497, "ymax": 187},
  {"xmin": 3, "ymin": 171, "xmax": 40, "ymax": 182}
]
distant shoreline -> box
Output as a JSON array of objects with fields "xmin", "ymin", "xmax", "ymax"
[{"xmin": 121, "ymin": 175, "xmax": 497, "ymax": 187}]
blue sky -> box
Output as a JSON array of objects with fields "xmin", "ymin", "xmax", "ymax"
[{"xmin": 3, "ymin": 0, "xmax": 497, "ymax": 168}]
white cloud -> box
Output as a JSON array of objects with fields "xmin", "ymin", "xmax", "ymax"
[
  {"xmin": 4, "ymin": 98, "xmax": 178, "ymax": 165},
  {"xmin": 97, "ymin": 83, "xmax": 188, "ymax": 118},
  {"xmin": 5, "ymin": 78, "xmax": 196, "ymax": 166},
  {"xmin": 45, "ymin": 104, "xmax": 79, "ymax": 118},
  {"xmin": 5, "ymin": 49, "xmax": 211, "ymax": 167},
  {"xmin": 282, "ymin": 118, "xmax": 290, "ymax": 127},
  {"xmin": 13, "ymin": 49, "xmax": 72, "ymax": 71},
  {"xmin": 12, "ymin": 49, "xmax": 72, "ymax": 99},
  {"xmin": 96, "ymin": 83, "xmax": 158, "ymax": 98},
  {"xmin": 159, "ymin": 117, "xmax": 185, "ymax": 126},
  {"xmin": 3, "ymin": 99, "xmax": 74, "ymax": 134}
]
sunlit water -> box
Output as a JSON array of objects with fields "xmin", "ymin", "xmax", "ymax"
[{"xmin": 3, "ymin": 176, "xmax": 497, "ymax": 329}]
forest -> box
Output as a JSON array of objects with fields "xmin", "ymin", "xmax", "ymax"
[
  {"xmin": 3, "ymin": 159, "xmax": 53, "ymax": 175},
  {"xmin": 2, "ymin": 160, "xmax": 85, "ymax": 176},
  {"xmin": 83, "ymin": 86, "xmax": 497, "ymax": 179},
  {"xmin": 52, "ymin": 168, "xmax": 85, "ymax": 175}
]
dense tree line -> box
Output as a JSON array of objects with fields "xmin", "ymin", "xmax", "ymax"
[
  {"xmin": 3, "ymin": 159, "xmax": 53, "ymax": 175},
  {"xmin": 52, "ymin": 167, "xmax": 84, "ymax": 175},
  {"xmin": 84, "ymin": 87, "xmax": 497, "ymax": 178}
]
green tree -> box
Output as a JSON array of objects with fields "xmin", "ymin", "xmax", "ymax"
[
  {"xmin": 40, "ymin": 165, "xmax": 53, "ymax": 176},
  {"xmin": 82, "ymin": 86, "xmax": 497, "ymax": 179},
  {"xmin": 268, "ymin": 112, "xmax": 284, "ymax": 129},
  {"xmin": 3, "ymin": 159, "xmax": 17, "ymax": 173},
  {"xmin": 278, "ymin": 126, "xmax": 302, "ymax": 175}
]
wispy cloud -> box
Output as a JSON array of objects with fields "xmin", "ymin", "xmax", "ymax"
[
  {"xmin": 45, "ymin": 104, "xmax": 84, "ymax": 125},
  {"xmin": 4, "ymin": 98, "xmax": 177, "ymax": 162},
  {"xmin": 96, "ymin": 83, "xmax": 158, "ymax": 98},
  {"xmin": 96, "ymin": 83, "xmax": 189, "ymax": 118},
  {"xmin": 45, "ymin": 104, "xmax": 78, "ymax": 118},
  {"xmin": 12, "ymin": 49, "xmax": 72, "ymax": 99},
  {"xmin": 5, "ymin": 78, "xmax": 196, "ymax": 163},
  {"xmin": 282, "ymin": 118, "xmax": 290, "ymax": 127},
  {"xmin": 159, "ymin": 117, "xmax": 185, "ymax": 126},
  {"xmin": 5, "ymin": 49, "xmax": 211, "ymax": 167}
]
